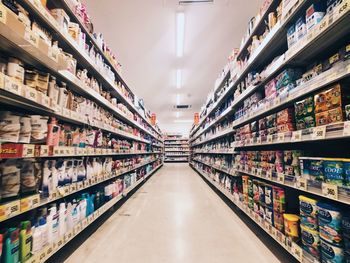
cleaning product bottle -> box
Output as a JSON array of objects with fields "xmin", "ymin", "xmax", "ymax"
[
  {"xmin": 79, "ymin": 197, "xmax": 87, "ymax": 221},
  {"xmin": 42, "ymin": 160, "xmax": 51, "ymax": 198},
  {"xmin": 0, "ymin": 234, "xmax": 3, "ymax": 262},
  {"xmin": 31, "ymin": 224, "xmax": 42, "ymax": 253},
  {"xmin": 59, "ymin": 202, "xmax": 67, "ymax": 237},
  {"xmin": 46, "ymin": 117, "xmax": 60, "ymax": 146},
  {"xmin": 20, "ymin": 221, "xmax": 32, "ymax": 262},
  {"xmin": 49, "ymin": 206, "xmax": 59, "ymax": 243},
  {"xmin": 38, "ymin": 217, "xmax": 48, "ymax": 248},
  {"xmin": 3, "ymin": 228, "xmax": 19, "ymax": 263},
  {"xmin": 66, "ymin": 202, "xmax": 74, "ymax": 231}
]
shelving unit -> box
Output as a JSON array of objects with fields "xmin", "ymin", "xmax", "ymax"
[
  {"xmin": 164, "ymin": 134, "xmax": 189, "ymax": 163},
  {"xmin": 190, "ymin": 1, "xmax": 350, "ymax": 262},
  {"xmin": 0, "ymin": 1, "xmax": 163, "ymax": 262}
]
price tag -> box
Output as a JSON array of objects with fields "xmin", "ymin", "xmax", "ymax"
[
  {"xmin": 275, "ymin": 134, "xmax": 283, "ymax": 144},
  {"xmin": 81, "ymin": 218, "xmax": 88, "ymax": 229},
  {"xmin": 20, "ymin": 194, "xmax": 40, "ymax": 212},
  {"xmin": 322, "ymin": 183, "xmax": 338, "ymax": 200},
  {"xmin": 267, "ymin": 135, "xmax": 273, "ymax": 143},
  {"xmin": 256, "ymin": 137, "xmax": 261, "ymax": 144},
  {"xmin": 266, "ymin": 170, "xmax": 272, "ymax": 180},
  {"xmin": 0, "ymin": 4, "xmax": 8, "ymax": 24},
  {"xmin": 291, "ymin": 243, "xmax": 303, "ymax": 261},
  {"xmin": 26, "ymin": 254, "xmax": 39, "ymax": 263},
  {"xmin": 249, "ymin": 138, "xmax": 254, "ymax": 145},
  {"xmin": 313, "ymin": 126, "xmax": 326, "ymax": 140},
  {"xmin": 56, "ymin": 237, "xmax": 64, "ymax": 249},
  {"xmin": 0, "ymin": 200, "xmax": 20, "ymax": 221},
  {"xmin": 257, "ymin": 168, "xmax": 262, "ymax": 176},
  {"xmin": 49, "ymin": 191, "xmax": 58, "ymax": 200},
  {"xmin": 87, "ymin": 215, "xmax": 93, "ymax": 224},
  {"xmin": 274, "ymin": 97, "xmax": 281, "ymax": 106},
  {"xmin": 70, "ymin": 183, "xmax": 77, "ymax": 193},
  {"xmin": 77, "ymin": 181, "xmax": 84, "ymax": 190},
  {"xmin": 66, "ymin": 230, "xmax": 73, "ymax": 241},
  {"xmin": 343, "ymin": 121, "xmax": 350, "ymax": 136},
  {"xmin": 291, "ymin": 130, "xmax": 302, "ymax": 142},
  {"xmin": 277, "ymin": 173, "xmax": 285, "ymax": 184},
  {"xmin": 296, "ymin": 178, "xmax": 308, "ymax": 191},
  {"xmin": 39, "ymin": 249, "xmax": 46, "ymax": 261},
  {"xmin": 254, "ymin": 213, "xmax": 259, "ymax": 222},
  {"xmin": 45, "ymin": 244, "xmax": 54, "ymax": 257},
  {"xmin": 275, "ymin": 230, "xmax": 286, "ymax": 245}
]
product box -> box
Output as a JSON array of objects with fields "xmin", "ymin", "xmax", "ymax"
[
  {"xmin": 323, "ymin": 52, "xmax": 341, "ymax": 71},
  {"xmin": 314, "ymin": 84, "xmax": 342, "ymax": 113},
  {"xmin": 295, "ymin": 96, "xmax": 315, "ymax": 118},
  {"xmin": 306, "ymin": 3, "xmax": 326, "ymax": 31},
  {"xmin": 0, "ymin": 4, "xmax": 26, "ymax": 37},
  {"xmin": 50, "ymin": 8, "xmax": 70, "ymax": 33},
  {"xmin": 296, "ymin": 115, "xmax": 316, "ymax": 130},
  {"xmin": 277, "ymin": 108, "xmax": 294, "ymax": 125},
  {"xmin": 277, "ymin": 123, "xmax": 295, "ymax": 133},
  {"xmin": 266, "ymin": 113, "xmax": 277, "ymax": 128},
  {"xmin": 287, "ymin": 24, "xmax": 296, "ymax": 48},
  {"xmin": 315, "ymin": 107, "xmax": 343, "ymax": 126},
  {"xmin": 295, "ymin": 16, "xmax": 307, "ymax": 40},
  {"xmin": 265, "ymin": 79, "xmax": 277, "ymax": 99}
]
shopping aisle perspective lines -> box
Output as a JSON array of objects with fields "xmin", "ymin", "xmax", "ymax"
[{"xmin": 65, "ymin": 163, "xmax": 282, "ymax": 263}]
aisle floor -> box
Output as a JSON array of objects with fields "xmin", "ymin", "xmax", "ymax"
[{"xmin": 65, "ymin": 163, "xmax": 282, "ymax": 263}]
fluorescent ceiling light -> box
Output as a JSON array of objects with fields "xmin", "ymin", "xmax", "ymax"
[
  {"xmin": 176, "ymin": 12, "xmax": 185, "ymax": 57},
  {"xmin": 174, "ymin": 119, "xmax": 193, "ymax": 123},
  {"xmin": 176, "ymin": 111, "xmax": 180, "ymax": 118},
  {"xmin": 176, "ymin": 69, "xmax": 182, "ymax": 89},
  {"xmin": 176, "ymin": 94, "xmax": 181, "ymax": 105}
]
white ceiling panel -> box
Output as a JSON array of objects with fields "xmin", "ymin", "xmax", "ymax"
[{"xmin": 83, "ymin": 0, "xmax": 262, "ymax": 134}]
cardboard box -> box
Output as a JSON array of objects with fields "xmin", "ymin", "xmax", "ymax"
[
  {"xmin": 0, "ymin": 143, "xmax": 35, "ymax": 158},
  {"xmin": 0, "ymin": 4, "xmax": 26, "ymax": 37}
]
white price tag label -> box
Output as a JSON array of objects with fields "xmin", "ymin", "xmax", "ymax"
[
  {"xmin": 322, "ymin": 183, "xmax": 338, "ymax": 200},
  {"xmin": 291, "ymin": 130, "xmax": 302, "ymax": 142},
  {"xmin": 256, "ymin": 137, "xmax": 262, "ymax": 144},
  {"xmin": 277, "ymin": 133, "xmax": 285, "ymax": 143},
  {"xmin": 267, "ymin": 135, "xmax": 273, "ymax": 143},
  {"xmin": 296, "ymin": 178, "xmax": 308, "ymax": 191},
  {"xmin": 274, "ymin": 97, "xmax": 281, "ymax": 106},
  {"xmin": 277, "ymin": 173, "xmax": 285, "ymax": 184},
  {"xmin": 291, "ymin": 243, "xmax": 303, "ymax": 262},
  {"xmin": 343, "ymin": 121, "xmax": 350, "ymax": 136},
  {"xmin": 266, "ymin": 170, "xmax": 272, "ymax": 180},
  {"xmin": 313, "ymin": 126, "xmax": 326, "ymax": 140}
]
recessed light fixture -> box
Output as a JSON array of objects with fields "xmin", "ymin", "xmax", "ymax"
[
  {"xmin": 176, "ymin": 69, "xmax": 182, "ymax": 89},
  {"xmin": 176, "ymin": 12, "xmax": 185, "ymax": 57},
  {"xmin": 174, "ymin": 119, "xmax": 193, "ymax": 123}
]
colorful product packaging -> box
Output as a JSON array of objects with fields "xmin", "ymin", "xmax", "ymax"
[
  {"xmin": 323, "ymin": 159, "xmax": 344, "ymax": 186},
  {"xmin": 314, "ymin": 84, "xmax": 342, "ymax": 114},
  {"xmin": 317, "ymin": 202, "xmax": 342, "ymax": 245},
  {"xmin": 274, "ymin": 212, "xmax": 284, "ymax": 232},
  {"xmin": 301, "ymin": 225, "xmax": 320, "ymax": 260},
  {"xmin": 299, "ymin": 195, "xmax": 319, "ymax": 230},
  {"xmin": 273, "ymin": 186, "xmax": 285, "ymax": 213},
  {"xmin": 283, "ymin": 214, "xmax": 300, "ymax": 241},
  {"xmin": 320, "ymin": 239, "xmax": 344, "ymax": 263}
]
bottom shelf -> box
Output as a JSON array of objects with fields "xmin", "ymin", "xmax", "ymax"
[
  {"xmin": 27, "ymin": 163, "xmax": 163, "ymax": 263},
  {"xmin": 190, "ymin": 163, "xmax": 314, "ymax": 263}
]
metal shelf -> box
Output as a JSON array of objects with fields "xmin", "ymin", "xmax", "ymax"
[{"xmin": 0, "ymin": 159, "xmax": 162, "ymax": 223}]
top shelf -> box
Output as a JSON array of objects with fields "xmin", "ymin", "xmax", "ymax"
[{"xmin": 18, "ymin": 0, "xmax": 162, "ymax": 139}]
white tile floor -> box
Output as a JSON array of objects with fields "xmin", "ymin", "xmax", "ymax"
[{"xmin": 65, "ymin": 163, "xmax": 282, "ymax": 263}]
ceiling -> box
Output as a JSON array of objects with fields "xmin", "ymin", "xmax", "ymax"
[{"xmin": 83, "ymin": 0, "xmax": 262, "ymax": 135}]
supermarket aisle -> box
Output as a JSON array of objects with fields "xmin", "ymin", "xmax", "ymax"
[{"xmin": 65, "ymin": 163, "xmax": 283, "ymax": 263}]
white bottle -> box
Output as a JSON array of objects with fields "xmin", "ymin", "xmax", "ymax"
[
  {"xmin": 59, "ymin": 203, "xmax": 67, "ymax": 237},
  {"xmin": 47, "ymin": 206, "xmax": 59, "ymax": 244},
  {"xmin": 38, "ymin": 217, "xmax": 48, "ymax": 248},
  {"xmin": 31, "ymin": 225, "xmax": 42, "ymax": 253},
  {"xmin": 79, "ymin": 199, "xmax": 87, "ymax": 221},
  {"xmin": 66, "ymin": 202, "xmax": 74, "ymax": 230}
]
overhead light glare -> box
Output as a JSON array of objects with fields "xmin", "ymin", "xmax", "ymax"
[
  {"xmin": 176, "ymin": 94, "xmax": 181, "ymax": 105},
  {"xmin": 176, "ymin": 112, "xmax": 180, "ymax": 118},
  {"xmin": 176, "ymin": 12, "xmax": 185, "ymax": 57}
]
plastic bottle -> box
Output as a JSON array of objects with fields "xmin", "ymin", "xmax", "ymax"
[
  {"xmin": 66, "ymin": 202, "xmax": 74, "ymax": 230},
  {"xmin": 50, "ymin": 206, "xmax": 59, "ymax": 243},
  {"xmin": 31, "ymin": 224, "xmax": 42, "ymax": 253},
  {"xmin": 46, "ymin": 117, "xmax": 60, "ymax": 146},
  {"xmin": 0, "ymin": 234, "xmax": 3, "ymax": 262},
  {"xmin": 79, "ymin": 198, "xmax": 87, "ymax": 221},
  {"xmin": 3, "ymin": 228, "xmax": 19, "ymax": 263},
  {"xmin": 59, "ymin": 203, "xmax": 67, "ymax": 237},
  {"xmin": 42, "ymin": 160, "xmax": 51, "ymax": 198},
  {"xmin": 20, "ymin": 221, "xmax": 32, "ymax": 262},
  {"xmin": 38, "ymin": 217, "xmax": 48, "ymax": 248}
]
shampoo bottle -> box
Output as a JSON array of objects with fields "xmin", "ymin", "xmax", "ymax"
[
  {"xmin": 46, "ymin": 117, "xmax": 60, "ymax": 146},
  {"xmin": 31, "ymin": 224, "xmax": 42, "ymax": 253},
  {"xmin": 59, "ymin": 203, "xmax": 67, "ymax": 237},
  {"xmin": 38, "ymin": 217, "xmax": 48, "ymax": 247},
  {"xmin": 20, "ymin": 221, "xmax": 32, "ymax": 262},
  {"xmin": 3, "ymin": 228, "xmax": 19, "ymax": 263}
]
